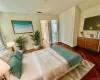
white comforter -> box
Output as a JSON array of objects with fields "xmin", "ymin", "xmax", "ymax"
[{"xmin": 10, "ymin": 48, "xmax": 75, "ymax": 80}]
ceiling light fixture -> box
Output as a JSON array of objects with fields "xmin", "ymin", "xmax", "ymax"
[
  {"xmin": 44, "ymin": 0, "xmax": 47, "ymax": 1},
  {"xmin": 37, "ymin": 12, "xmax": 42, "ymax": 13}
]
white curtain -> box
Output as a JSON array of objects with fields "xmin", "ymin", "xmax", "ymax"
[
  {"xmin": 0, "ymin": 27, "xmax": 6, "ymax": 53},
  {"xmin": 41, "ymin": 20, "xmax": 52, "ymax": 44},
  {"xmin": 41, "ymin": 20, "xmax": 58, "ymax": 44}
]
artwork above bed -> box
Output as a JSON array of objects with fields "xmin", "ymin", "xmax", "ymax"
[{"xmin": 11, "ymin": 20, "xmax": 33, "ymax": 34}]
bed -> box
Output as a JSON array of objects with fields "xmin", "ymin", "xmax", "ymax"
[{"xmin": 10, "ymin": 45, "xmax": 82, "ymax": 80}]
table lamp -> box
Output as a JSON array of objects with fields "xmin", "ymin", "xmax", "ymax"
[
  {"xmin": 0, "ymin": 59, "xmax": 10, "ymax": 80},
  {"xmin": 6, "ymin": 42, "xmax": 15, "ymax": 52}
]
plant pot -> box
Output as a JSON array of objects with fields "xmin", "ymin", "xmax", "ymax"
[
  {"xmin": 18, "ymin": 49, "xmax": 24, "ymax": 53},
  {"xmin": 16, "ymin": 47, "xmax": 24, "ymax": 53},
  {"xmin": 34, "ymin": 45, "xmax": 40, "ymax": 49}
]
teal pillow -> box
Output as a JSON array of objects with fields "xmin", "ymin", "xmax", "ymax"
[
  {"xmin": 8, "ymin": 56, "xmax": 22, "ymax": 79},
  {"xmin": 13, "ymin": 50, "xmax": 22, "ymax": 61}
]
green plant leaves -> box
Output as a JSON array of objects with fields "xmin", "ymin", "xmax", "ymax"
[
  {"xmin": 14, "ymin": 36, "xmax": 27, "ymax": 50},
  {"xmin": 30, "ymin": 30, "xmax": 40, "ymax": 45}
]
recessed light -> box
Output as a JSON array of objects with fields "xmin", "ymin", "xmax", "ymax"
[{"xmin": 37, "ymin": 12, "xmax": 42, "ymax": 13}]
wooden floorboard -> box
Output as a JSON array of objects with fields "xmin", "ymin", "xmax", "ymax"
[
  {"xmin": 24, "ymin": 42, "xmax": 100, "ymax": 80},
  {"xmin": 57, "ymin": 42, "xmax": 100, "ymax": 80}
]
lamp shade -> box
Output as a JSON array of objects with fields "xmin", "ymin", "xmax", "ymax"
[
  {"xmin": 6, "ymin": 42, "xmax": 15, "ymax": 47},
  {"xmin": 0, "ymin": 59, "xmax": 10, "ymax": 76}
]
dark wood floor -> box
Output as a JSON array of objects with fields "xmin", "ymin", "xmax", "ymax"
[
  {"xmin": 57, "ymin": 42, "xmax": 100, "ymax": 80},
  {"xmin": 24, "ymin": 42, "xmax": 100, "ymax": 80}
]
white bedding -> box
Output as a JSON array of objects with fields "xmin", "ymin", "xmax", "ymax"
[{"xmin": 10, "ymin": 48, "xmax": 80, "ymax": 80}]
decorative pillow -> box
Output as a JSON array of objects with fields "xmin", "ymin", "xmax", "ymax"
[
  {"xmin": 0, "ymin": 50, "xmax": 13, "ymax": 62},
  {"xmin": 13, "ymin": 50, "xmax": 22, "ymax": 61},
  {"xmin": 8, "ymin": 56, "xmax": 22, "ymax": 79},
  {"xmin": 0, "ymin": 59, "xmax": 10, "ymax": 76}
]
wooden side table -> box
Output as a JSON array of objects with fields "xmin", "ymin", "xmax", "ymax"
[
  {"xmin": 77, "ymin": 37, "xmax": 100, "ymax": 52},
  {"xmin": 0, "ymin": 77, "xmax": 2, "ymax": 80}
]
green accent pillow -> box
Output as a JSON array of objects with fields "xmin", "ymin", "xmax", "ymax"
[
  {"xmin": 8, "ymin": 56, "xmax": 22, "ymax": 79},
  {"xmin": 13, "ymin": 50, "xmax": 22, "ymax": 61}
]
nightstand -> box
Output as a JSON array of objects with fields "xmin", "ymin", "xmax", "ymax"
[{"xmin": 0, "ymin": 77, "xmax": 2, "ymax": 80}]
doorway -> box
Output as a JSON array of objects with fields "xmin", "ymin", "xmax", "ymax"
[{"xmin": 40, "ymin": 20, "xmax": 58, "ymax": 47}]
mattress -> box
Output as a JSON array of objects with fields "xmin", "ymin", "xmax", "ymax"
[
  {"xmin": 10, "ymin": 47, "xmax": 82, "ymax": 80},
  {"xmin": 51, "ymin": 45, "xmax": 82, "ymax": 67}
]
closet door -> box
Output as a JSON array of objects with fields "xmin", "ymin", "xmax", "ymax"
[{"xmin": 59, "ymin": 16, "xmax": 73, "ymax": 47}]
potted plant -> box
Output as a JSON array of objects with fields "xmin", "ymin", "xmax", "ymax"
[
  {"xmin": 80, "ymin": 31, "xmax": 84, "ymax": 36},
  {"xmin": 14, "ymin": 36, "xmax": 27, "ymax": 53},
  {"xmin": 30, "ymin": 30, "xmax": 40, "ymax": 49}
]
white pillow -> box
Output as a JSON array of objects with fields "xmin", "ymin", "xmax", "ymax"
[
  {"xmin": 0, "ymin": 59, "xmax": 10, "ymax": 76},
  {"xmin": 0, "ymin": 50, "xmax": 13, "ymax": 62}
]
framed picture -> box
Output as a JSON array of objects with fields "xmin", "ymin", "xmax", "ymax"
[{"xmin": 11, "ymin": 20, "xmax": 33, "ymax": 34}]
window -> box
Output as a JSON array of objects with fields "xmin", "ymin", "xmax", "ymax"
[{"xmin": 0, "ymin": 39, "xmax": 5, "ymax": 54}]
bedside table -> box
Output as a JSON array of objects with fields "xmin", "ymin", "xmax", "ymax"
[{"xmin": 0, "ymin": 77, "xmax": 2, "ymax": 80}]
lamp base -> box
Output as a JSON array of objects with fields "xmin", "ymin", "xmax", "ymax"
[
  {"xmin": 2, "ymin": 78, "xmax": 6, "ymax": 80},
  {"xmin": 2, "ymin": 75, "xmax": 7, "ymax": 80}
]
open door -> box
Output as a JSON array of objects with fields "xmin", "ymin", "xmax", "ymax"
[
  {"xmin": 51, "ymin": 20, "xmax": 58, "ymax": 44},
  {"xmin": 40, "ymin": 20, "xmax": 58, "ymax": 47}
]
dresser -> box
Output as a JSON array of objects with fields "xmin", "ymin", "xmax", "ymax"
[{"xmin": 77, "ymin": 37, "xmax": 100, "ymax": 52}]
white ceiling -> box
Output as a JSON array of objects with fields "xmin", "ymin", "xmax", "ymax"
[
  {"xmin": 0, "ymin": 0, "xmax": 100, "ymax": 14},
  {"xmin": 0, "ymin": 0, "xmax": 85, "ymax": 14},
  {"xmin": 78, "ymin": 0, "xmax": 100, "ymax": 11}
]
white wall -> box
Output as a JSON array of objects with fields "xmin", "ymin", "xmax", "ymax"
[
  {"xmin": 0, "ymin": 12, "xmax": 58, "ymax": 50},
  {"xmin": 59, "ymin": 7, "xmax": 75, "ymax": 47},
  {"xmin": 73, "ymin": 7, "xmax": 81, "ymax": 46},
  {"xmin": 0, "ymin": 12, "xmax": 1, "ymax": 24},
  {"xmin": 79, "ymin": 4, "xmax": 100, "ymax": 36},
  {"xmin": 59, "ymin": 6, "xmax": 80, "ymax": 47}
]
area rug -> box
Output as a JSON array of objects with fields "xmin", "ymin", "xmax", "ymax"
[{"xmin": 59, "ymin": 60, "xmax": 95, "ymax": 80}]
